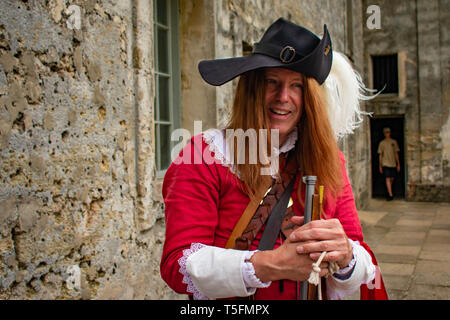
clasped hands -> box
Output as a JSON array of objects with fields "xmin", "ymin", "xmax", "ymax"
[{"xmin": 249, "ymin": 216, "xmax": 353, "ymax": 283}]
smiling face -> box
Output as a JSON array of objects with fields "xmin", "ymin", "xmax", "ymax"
[{"xmin": 264, "ymin": 68, "xmax": 303, "ymax": 145}]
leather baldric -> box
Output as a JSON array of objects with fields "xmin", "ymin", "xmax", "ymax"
[
  {"xmin": 226, "ymin": 152, "xmax": 299, "ymax": 251},
  {"xmin": 258, "ymin": 172, "xmax": 296, "ymax": 250}
]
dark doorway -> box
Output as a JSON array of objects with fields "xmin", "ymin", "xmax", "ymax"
[{"xmin": 370, "ymin": 116, "xmax": 405, "ymax": 199}]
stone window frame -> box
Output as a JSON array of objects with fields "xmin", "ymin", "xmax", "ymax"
[
  {"xmin": 154, "ymin": 0, "xmax": 181, "ymax": 179},
  {"xmin": 367, "ymin": 50, "xmax": 407, "ymax": 101}
]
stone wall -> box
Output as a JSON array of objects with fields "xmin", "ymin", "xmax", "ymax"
[
  {"xmin": 0, "ymin": 0, "xmax": 179, "ymax": 300},
  {"xmin": 362, "ymin": 0, "xmax": 450, "ymax": 202},
  {"xmin": 340, "ymin": 0, "xmax": 372, "ymax": 209},
  {"xmin": 179, "ymin": 0, "xmax": 217, "ymax": 134}
]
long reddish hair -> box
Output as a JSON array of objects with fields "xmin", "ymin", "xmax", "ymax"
[{"xmin": 226, "ymin": 69, "xmax": 342, "ymax": 202}]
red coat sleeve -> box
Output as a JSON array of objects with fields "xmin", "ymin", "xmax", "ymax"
[
  {"xmin": 329, "ymin": 152, "xmax": 364, "ymax": 242},
  {"xmin": 160, "ymin": 135, "xmax": 220, "ymax": 294},
  {"xmin": 334, "ymin": 152, "xmax": 389, "ymax": 300}
]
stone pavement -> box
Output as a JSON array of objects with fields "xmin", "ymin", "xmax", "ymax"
[{"xmin": 345, "ymin": 199, "xmax": 450, "ymax": 300}]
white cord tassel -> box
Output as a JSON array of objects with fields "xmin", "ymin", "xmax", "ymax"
[
  {"xmin": 307, "ymin": 251, "xmax": 340, "ymax": 300},
  {"xmin": 323, "ymin": 51, "xmax": 381, "ymax": 140},
  {"xmin": 308, "ymin": 251, "xmax": 326, "ymax": 286}
]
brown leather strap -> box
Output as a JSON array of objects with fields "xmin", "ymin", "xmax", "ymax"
[
  {"xmin": 225, "ymin": 177, "xmax": 273, "ymax": 249},
  {"xmin": 227, "ymin": 152, "xmax": 298, "ymax": 250}
]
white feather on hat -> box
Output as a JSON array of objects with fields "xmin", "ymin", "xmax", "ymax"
[{"xmin": 323, "ymin": 51, "xmax": 378, "ymax": 140}]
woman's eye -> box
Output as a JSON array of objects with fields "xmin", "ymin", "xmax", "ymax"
[
  {"xmin": 266, "ymin": 78, "xmax": 277, "ymax": 85},
  {"xmin": 293, "ymin": 83, "xmax": 303, "ymax": 88}
]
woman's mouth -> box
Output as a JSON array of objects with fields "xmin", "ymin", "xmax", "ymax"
[{"xmin": 269, "ymin": 108, "xmax": 291, "ymax": 117}]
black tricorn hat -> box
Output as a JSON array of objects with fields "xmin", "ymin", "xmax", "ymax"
[{"xmin": 198, "ymin": 18, "xmax": 333, "ymax": 86}]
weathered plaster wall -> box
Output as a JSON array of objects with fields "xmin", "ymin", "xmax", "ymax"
[
  {"xmin": 341, "ymin": 0, "xmax": 372, "ymax": 209},
  {"xmin": 408, "ymin": 0, "xmax": 450, "ymax": 201},
  {"xmin": 0, "ymin": 0, "xmax": 179, "ymax": 299},
  {"xmin": 179, "ymin": 0, "xmax": 217, "ymax": 134}
]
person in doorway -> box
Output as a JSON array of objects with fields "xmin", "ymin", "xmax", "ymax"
[
  {"xmin": 160, "ymin": 18, "xmax": 388, "ymax": 300},
  {"xmin": 378, "ymin": 127, "xmax": 400, "ymax": 201}
]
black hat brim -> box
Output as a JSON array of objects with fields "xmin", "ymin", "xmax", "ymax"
[
  {"xmin": 198, "ymin": 25, "xmax": 332, "ymax": 86},
  {"xmin": 199, "ymin": 54, "xmax": 285, "ymax": 86}
]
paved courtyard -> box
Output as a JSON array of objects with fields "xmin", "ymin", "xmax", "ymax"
[{"xmin": 345, "ymin": 199, "xmax": 450, "ymax": 300}]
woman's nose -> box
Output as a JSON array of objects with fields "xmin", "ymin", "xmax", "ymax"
[{"xmin": 275, "ymin": 84, "xmax": 289, "ymax": 103}]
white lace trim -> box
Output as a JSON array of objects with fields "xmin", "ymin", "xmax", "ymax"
[
  {"xmin": 278, "ymin": 127, "xmax": 298, "ymax": 154},
  {"xmin": 178, "ymin": 244, "xmax": 272, "ymax": 299},
  {"xmin": 177, "ymin": 243, "xmax": 209, "ymax": 300},
  {"xmin": 202, "ymin": 127, "xmax": 298, "ymax": 179},
  {"xmin": 202, "ymin": 128, "xmax": 231, "ymax": 167},
  {"xmin": 242, "ymin": 251, "xmax": 272, "ymax": 289}
]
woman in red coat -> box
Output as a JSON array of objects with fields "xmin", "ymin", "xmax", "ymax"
[{"xmin": 160, "ymin": 18, "xmax": 387, "ymax": 300}]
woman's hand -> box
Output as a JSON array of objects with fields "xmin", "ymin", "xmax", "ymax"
[
  {"xmin": 289, "ymin": 217, "xmax": 353, "ymax": 269},
  {"xmin": 249, "ymin": 239, "xmax": 329, "ymax": 283}
]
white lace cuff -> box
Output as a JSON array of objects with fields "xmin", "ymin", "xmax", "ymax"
[
  {"xmin": 332, "ymin": 239, "xmax": 357, "ymax": 280},
  {"xmin": 326, "ymin": 239, "xmax": 376, "ymax": 300},
  {"xmin": 242, "ymin": 251, "xmax": 272, "ymax": 289},
  {"xmin": 177, "ymin": 243, "xmax": 209, "ymax": 300},
  {"xmin": 178, "ymin": 243, "xmax": 263, "ymax": 299}
]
